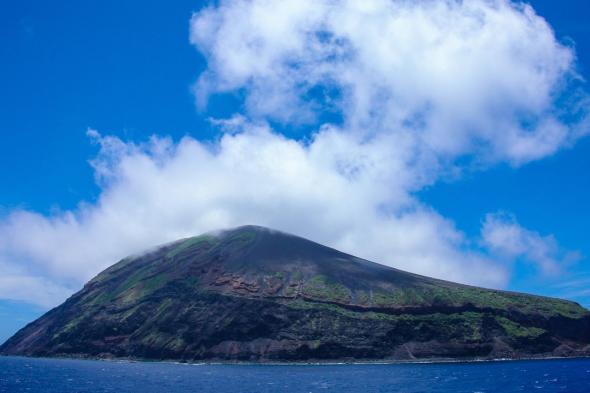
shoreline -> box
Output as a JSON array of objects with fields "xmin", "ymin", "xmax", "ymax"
[{"xmin": 2, "ymin": 353, "xmax": 589, "ymax": 367}]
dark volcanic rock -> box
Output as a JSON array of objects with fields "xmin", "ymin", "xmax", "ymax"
[{"xmin": 2, "ymin": 225, "xmax": 589, "ymax": 362}]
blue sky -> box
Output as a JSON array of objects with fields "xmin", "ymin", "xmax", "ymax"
[{"xmin": 1, "ymin": 0, "xmax": 590, "ymax": 342}]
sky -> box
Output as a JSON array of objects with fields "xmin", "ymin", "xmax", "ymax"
[{"xmin": 1, "ymin": 0, "xmax": 589, "ymax": 343}]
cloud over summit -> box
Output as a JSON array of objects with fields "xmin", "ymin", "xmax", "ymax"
[{"xmin": 0, "ymin": 0, "xmax": 588, "ymax": 307}]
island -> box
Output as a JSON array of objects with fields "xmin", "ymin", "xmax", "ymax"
[{"xmin": 2, "ymin": 225, "xmax": 589, "ymax": 362}]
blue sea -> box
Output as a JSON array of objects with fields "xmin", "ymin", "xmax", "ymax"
[{"xmin": 1, "ymin": 356, "xmax": 590, "ymax": 392}]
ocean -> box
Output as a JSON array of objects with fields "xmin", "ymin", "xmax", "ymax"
[{"xmin": 1, "ymin": 356, "xmax": 589, "ymax": 392}]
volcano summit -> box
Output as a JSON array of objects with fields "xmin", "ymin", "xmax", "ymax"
[{"xmin": 2, "ymin": 225, "xmax": 589, "ymax": 362}]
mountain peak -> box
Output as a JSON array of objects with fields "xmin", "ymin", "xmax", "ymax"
[
  {"xmin": 2, "ymin": 226, "xmax": 589, "ymax": 362},
  {"xmin": 220, "ymin": 224, "xmax": 277, "ymax": 233}
]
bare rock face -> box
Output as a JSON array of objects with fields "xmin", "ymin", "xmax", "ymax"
[{"xmin": 2, "ymin": 225, "xmax": 589, "ymax": 362}]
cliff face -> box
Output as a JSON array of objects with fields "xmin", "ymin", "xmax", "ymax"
[{"xmin": 2, "ymin": 225, "xmax": 589, "ymax": 362}]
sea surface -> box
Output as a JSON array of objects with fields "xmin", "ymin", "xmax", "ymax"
[{"xmin": 1, "ymin": 356, "xmax": 589, "ymax": 392}]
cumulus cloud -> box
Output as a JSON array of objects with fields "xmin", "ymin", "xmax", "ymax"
[
  {"xmin": 481, "ymin": 213, "xmax": 581, "ymax": 275},
  {"xmin": 0, "ymin": 262, "xmax": 74, "ymax": 308},
  {"xmin": 0, "ymin": 0, "xmax": 588, "ymax": 307},
  {"xmin": 191, "ymin": 0, "xmax": 588, "ymax": 165}
]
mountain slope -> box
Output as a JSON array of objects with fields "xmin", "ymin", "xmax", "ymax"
[{"xmin": 2, "ymin": 225, "xmax": 589, "ymax": 361}]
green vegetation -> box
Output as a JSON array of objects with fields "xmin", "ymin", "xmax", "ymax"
[
  {"xmin": 88, "ymin": 257, "xmax": 135, "ymax": 285},
  {"xmin": 430, "ymin": 286, "xmax": 588, "ymax": 318},
  {"xmin": 496, "ymin": 316, "xmax": 546, "ymax": 339},
  {"xmin": 288, "ymin": 299, "xmax": 363, "ymax": 319},
  {"xmin": 85, "ymin": 265, "xmax": 173, "ymax": 308},
  {"xmin": 288, "ymin": 299, "xmax": 486, "ymax": 342},
  {"xmin": 284, "ymin": 285, "xmax": 297, "ymax": 297},
  {"xmin": 154, "ymin": 298, "xmax": 174, "ymax": 317},
  {"xmin": 291, "ymin": 271, "xmax": 303, "ymax": 281},
  {"xmin": 371, "ymin": 290, "xmax": 399, "ymax": 306},
  {"xmin": 119, "ymin": 304, "xmax": 142, "ymax": 321},
  {"xmin": 53, "ymin": 314, "xmax": 86, "ymax": 338},
  {"xmin": 360, "ymin": 285, "xmax": 587, "ymax": 319},
  {"xmin": 167, "ymin": 337, "xmax": 186, "ymax": 351},
  {"xmin": 141, "ymin": 331, "xmax": 170, "ymax": 346},
  {"xmin": 303, "ymin": 275, "xmax": 351, "ymax": 303},
  {"xmin": 221, "ymin": 228, "xmax": 257, "ymax": 250},
  {"xmin": 167, "ymin": 235, "xmax": 216, "ymax": 259},
  {"xmin": 355, "ymin": 290, "xmax": 371, "ymax": 305}
]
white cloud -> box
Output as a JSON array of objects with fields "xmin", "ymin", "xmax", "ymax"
[
  {"xmin": 0, "ymin": 0, "xmax": 588, "ymax": 307},
  {"xmin": 481, "ymin": 212, "xmax": 581, "ymax": 275},
  {"xmin": 191, "ymin": 0, "xmax": 588, "ymax": 165},
  {"xmin": 0, "ymin": 262, "xmax": 74, "ymax": 308}
]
